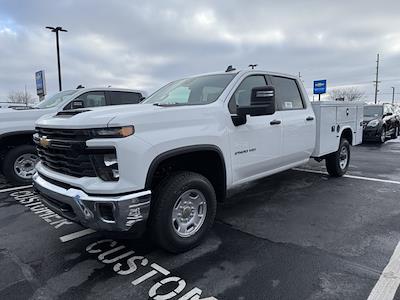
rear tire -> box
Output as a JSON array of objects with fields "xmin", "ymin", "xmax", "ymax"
[
  {"xmin": 2, "ymin": 145, "xmax": 38, "ymax": 185},
  {"xmin": 326, "ymin": 139, "xmax": 350, "ymax": 177},
  {"xmin": 149, "ymin": 171, "xmax": 216, "ymax": 253}
]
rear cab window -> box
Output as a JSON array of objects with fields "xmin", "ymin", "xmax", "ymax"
[{"xmin": 109, "ymin": 91, "xmax": 142, "ymax": 105}]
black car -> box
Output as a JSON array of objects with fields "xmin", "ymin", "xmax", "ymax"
[{"xmin": 363, "ymin": 104, "xmax": 399, "ymax": 143}]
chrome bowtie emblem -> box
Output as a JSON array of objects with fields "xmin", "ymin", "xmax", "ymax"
[{"xmin": 39, "ymin": 136, "xmax": 50, "ymax": 148}]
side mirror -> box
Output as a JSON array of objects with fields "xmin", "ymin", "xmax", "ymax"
[
  {"xmin": 385, "ymin": 112, "xmax": 393, "ymax": 116},
  {"xmin": 71, "ymin": 99, "xmax": 85, "ymax": 109},
  {"xmin": 237, "ymin": 86, "xmax": 276, "ymax": 117}
]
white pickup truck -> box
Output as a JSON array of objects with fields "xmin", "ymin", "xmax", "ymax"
[
  {"xmin": 0, "ymin": 87, "xmax": 145, "ymax": 185},
  {"xmin": 33, "ymin": 69, "xmax": 363, "ymax": 252}
]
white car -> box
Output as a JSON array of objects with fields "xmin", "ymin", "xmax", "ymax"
[
  {"xmin": 0, "ymin": 87, "xmax": 146, "ymax": 184},
  {"xmin": 33, "ymin": 69, "xmax": 363, "ymax": 252}
]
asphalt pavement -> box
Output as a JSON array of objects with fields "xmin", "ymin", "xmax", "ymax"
[{"xmin": 1, "ymin": 138, "xmax": 400, "ymax": 299}]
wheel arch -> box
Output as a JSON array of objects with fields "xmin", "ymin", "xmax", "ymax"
[
  {"xmin": 0, "ymin": 130, "xmax": 36, "ymax": 155},
  {"xmin": 145, "ymin": 145, "xmax": 227, "ymax": 202},
  {"xmin": 340, "ymin": 127, "xmax": 353, "ymax": 145}
]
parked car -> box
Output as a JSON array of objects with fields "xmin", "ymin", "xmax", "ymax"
[
  {"xmin": 393, "ymin": 104, "xmax": 400, "ymax": 129},
  {"xmin": 33, "ymin": 69, "xmax": 362, "ymax": 253},
  {"xmin": 363, "ymin": 103, "xmax": 399, "ymax": 143},
  {"xmin": 0, "ymin": 87, "xmax": 146, "ymax": 185}
]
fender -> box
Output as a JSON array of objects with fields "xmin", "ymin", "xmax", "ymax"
[
  {"xmin": 144, "ymin": 144, "xmax": 227, "ymax": 199},
  {"xmin": 0, "ymin": 130, "xmax": 36, "ymax": 152},
  {"xmin": 338, "ymin": 126, "xmax": 354, "ymax": 145},
  {"xmin": 0, "ymin": 130, "xmax": 36, "ymax": 141}
]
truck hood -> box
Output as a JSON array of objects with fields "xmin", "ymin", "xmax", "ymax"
[
  {"xmin": 35, "ymin": 104, "xmax": 165, "ymax": 129},
  {"xmin": 0, "ymin": 107, "xmax": 52, "ymax": 123},
  {"xmin": 35, "ymin": 103, "xmax": 221, "ymax": 140}
]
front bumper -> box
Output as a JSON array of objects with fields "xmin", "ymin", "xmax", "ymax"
[
  {"xmin": 32, "ymin": 172, "xmax": 151, "ymax": 232},
  {"xmin": 363, "ymin": 127, "xmax": 381, "ymax": 141}
]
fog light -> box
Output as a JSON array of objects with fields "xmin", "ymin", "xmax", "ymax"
[
  {"xmin": 90, "ymin": 150, "xmax": 119, "ymax": 181},
  {"xmin": 112, "ymin": 169, "xmax": 119, "ymax": 179},
  {"xmin": 104, "ymin": 154, "xmax": 118, "ymax": 167}
]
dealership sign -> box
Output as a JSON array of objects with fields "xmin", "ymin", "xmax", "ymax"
[
  {"xmin": 35, "ymin": 70, "xmax": 46, "ymax": 97},
  {"xmin": 313, "ymin": 80, "xmax": 327, "ymax": 94}
]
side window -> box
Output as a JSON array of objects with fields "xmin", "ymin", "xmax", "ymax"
[
  {"xmin": 228, "ymin": 75, "xmax": 267, "ymax": 114},
  {"xmin": 72, "ymin": 91, "xmax": 106, "ymax": 108},
  {"xmin": 383, "ymin": 105, "xmax": 390, "ymax": 115},
  {"xmin": 110, "ymin": 91, "xmax": 142, "ymax": 105},
  {"xmin": 270, "ymin": 76, "xmax": 304, "ymax": 111}
]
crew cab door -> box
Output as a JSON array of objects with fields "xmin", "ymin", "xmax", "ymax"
[
  {"xmin": 267, "ymin": 75, "xmax": 315, "ymax": 164},
  {"xmin": 228, "ymin": 75, "xmax": 283, "ymax": 184}
]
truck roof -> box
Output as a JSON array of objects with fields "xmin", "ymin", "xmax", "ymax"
[
  {"xmin": 67, "ymin": 87, "xmax": 146, "ymax": 96},
  {"xmin": 186, "ymin": 69, "xmax": 300, "ymax": 80}
]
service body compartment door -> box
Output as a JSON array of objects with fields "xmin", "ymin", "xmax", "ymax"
[
  {"xmin": 337, "ymin": 106, "xmax": 357, "ymax": 129},
  {"xmin": 312, "ymin": 104, "xmax": 338, "ymax": 157}
]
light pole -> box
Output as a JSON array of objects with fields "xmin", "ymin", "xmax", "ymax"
[
  {"xmin": 392, "ymin": 87, "xmax": 395, "ymax": 104},
  {"xmin": 46, "ymin": 26, "xmax": 67, "ymax": 91}
]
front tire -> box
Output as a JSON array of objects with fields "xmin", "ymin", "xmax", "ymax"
[
  {"xmin": 2, "ymin": 145, "xmax": 38, "ymax": 185},
  {"xmin": 379, "ymin": 127, "xmax": 386, "ymax": 143},
  {"xmin": 326, "ymin": 138, "xmax": 350, "ymax": 177},
  {"xmin": 149, "ymin": 171, "xmax": 217, "ymax": 253}
]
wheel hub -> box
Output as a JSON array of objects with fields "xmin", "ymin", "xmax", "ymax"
[
  {"xmin": 181, "ymin": 206, "xmax": 193, "ymax": 219},
  {"xmin": 339, "ymin": 146, "xmax": 348, "ymax": 169},
  {"xmin": 14, "ymin": 154, "xmax": 39, "ymax": 179},
  {"xmin": 172, "ymin": 189, "xmax": 207, "ymax": 238}
]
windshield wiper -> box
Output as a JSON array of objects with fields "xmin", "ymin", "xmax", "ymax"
[{"xmin": 153, "ymin": 102, "xmax": 185, "ymax": 107}]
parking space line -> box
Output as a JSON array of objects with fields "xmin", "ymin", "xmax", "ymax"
[
  {"xmin": 59, "ymin": 228, "xmax": 96, "ymax": 242},
  {"xmin": 367, "ymin": 241, "xmax": 400, "ymax": 300},
  {"xmin": 293, "ymin": 168, "xmax": 400, "ymax": 185},
  {"xmin": 0, "ymin": 185, "xmax": 33, "ymax": 193}
]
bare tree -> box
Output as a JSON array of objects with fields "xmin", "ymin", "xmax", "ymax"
[
  {"xmin": 7, "ymin": 90, "xmax": 35, "ymax": 105},
  {"xmin": 329, "ymin": 87, "xmax": 365, "ymax": 101}
]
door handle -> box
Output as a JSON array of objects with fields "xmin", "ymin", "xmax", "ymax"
[
  {"xmin": 306, "ymin": 116, "xmax": 314, "ymax": 121},
  {"xmin": 270, "ymin": 119, "xmax": 281, "ymax": 125}
]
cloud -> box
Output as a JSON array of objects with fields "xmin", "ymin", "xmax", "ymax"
[{"xmin": 0, "ymin": 0, "xmax": 400, "ymax": 102}]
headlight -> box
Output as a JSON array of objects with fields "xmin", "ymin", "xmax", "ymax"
[
  {"xmin": 367, "ymin": 119, "xmax": 379, "ymax": 127},
  {"xmin": 92, "ymin": 126, "xmax": 134, "ymax": 138},
  {"xmin": 90, "ymin": 150, "xmax": 119, "ymax": 181}
]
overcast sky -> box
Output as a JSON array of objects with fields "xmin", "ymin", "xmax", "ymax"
[{"xmin": 1, "ymin": 0, "xmax": 400, "ymax": 102}]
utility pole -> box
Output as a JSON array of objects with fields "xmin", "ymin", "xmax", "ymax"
[
  {"xmin": 46, "ymin": 26, "xmax": 68, "ymax": 91},
  {"xmin": 392, "ymin": 87, "xmax": 395, "ymax": 104},
  {"xmin": 373, "ymin": 53, "xmax": 380, "ymax": 104}
]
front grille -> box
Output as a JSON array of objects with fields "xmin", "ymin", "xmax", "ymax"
[{"xmin": 35, "ymin": 127, "xmax": 97, "ymax": 178}]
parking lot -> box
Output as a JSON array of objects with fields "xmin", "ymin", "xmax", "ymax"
[{"xmin": 0, "ymin": 139, "xmax": 400, "ymax": 300}]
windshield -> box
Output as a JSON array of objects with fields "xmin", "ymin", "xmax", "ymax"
[
  {"xmin": 35, "ymin": 90, "xmax": 76, "ymax": 109},
  {"xmin": 142, "ymin": 74, "xmax": 236, "ymax": 106},
  {"xmin": 364, "ymin": 106, "xmax": 383, "ymax": 118}
]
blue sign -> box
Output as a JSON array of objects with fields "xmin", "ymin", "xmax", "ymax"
[
  {"xmin": 35, "ymin": 70, "xmax": 46, "ymax": 96},
  {"xmin": 313, "ymin": 80, "xmax": 327, "ymax": 94}
]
